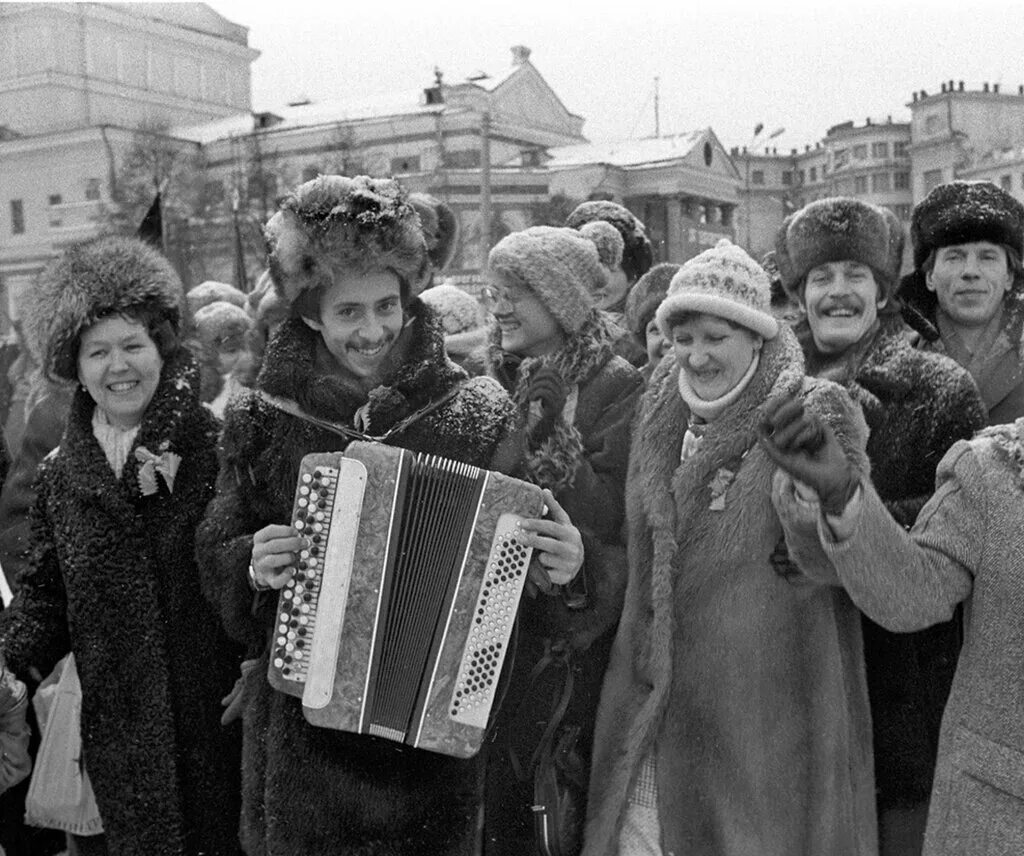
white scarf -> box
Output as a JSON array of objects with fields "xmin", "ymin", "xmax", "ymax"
[
  {"xmin": 677, "ymin": 352, "xmax": 760, "ymax": 461},
  {"xmin": 91, "ymin": 408, "xmax": 141, "ymax": 478}
]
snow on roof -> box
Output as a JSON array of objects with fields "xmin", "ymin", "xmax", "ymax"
[{"xmin": 544, "ymin": 130, "xmax": 708, "ymax": 169}]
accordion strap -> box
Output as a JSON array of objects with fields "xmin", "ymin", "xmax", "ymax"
[{"xmin": 258, "ymin": 387, "xmax": 460, "ymax": 445}]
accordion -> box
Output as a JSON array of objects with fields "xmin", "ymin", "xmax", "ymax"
[{"xmin": 268, "ymin": 440, "xmax": 546, "ymax": 758}]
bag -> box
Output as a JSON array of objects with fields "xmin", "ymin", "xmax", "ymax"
[{"xmin": 24, "ymin": 654, "xmax": 103, "ymax": 835}]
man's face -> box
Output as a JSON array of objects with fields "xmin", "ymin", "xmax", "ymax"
[
  {"xmin": 802, "ymin": 260, "xmax": 884, "ymax": 353},
  {"xmin": 926, "ymin": 241, "xmax": 1013, "ymax": 329}
]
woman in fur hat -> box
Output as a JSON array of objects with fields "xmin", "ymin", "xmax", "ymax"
[
  {"xmin": 484, "ymin": 225, "xmax": 644, "ymax": 856},
  {"xmin": 193, "ymin": 300, "xmax": 256, "ymax": 418},
  {"xmin": 0, "ymin": 236, "xmax": 243, "ymax": 856},
  {"xmin": 583, "ymin": 239, "xmax": 874, "ymax": 856},
  {"xmin": 623, "ymin": 262, "xmax": 678, "ymax": 384},
  {"xmin": 775, "ymin": 197, "xmax": 986, "ymax": 856},
  {"xmin": 195, "ymin": 176, "xmax": 582, "ymax": 856},
  {"xmin": 899, "ymin": 180, "xmax": 1024, "ymax": 424}
]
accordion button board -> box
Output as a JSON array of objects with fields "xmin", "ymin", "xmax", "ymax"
[{"xmin": 268, "ymin": 441, "xmax": 546, "ymax": 758}]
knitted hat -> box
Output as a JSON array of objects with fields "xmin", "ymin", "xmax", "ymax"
[
  {"xmin": 420, "ymin": 283, "xmax": 497, "ymax": 376},
  {"xmin": 265, "ymin": 175, "xmax": 429, "ymax": 303},
  {"xmin": 579, "ymin": 221, "xmax": 624, "ymax": 270},
  {"xmin": 193, "ymin": 301, "xmax": 253, "ymax": 352},
  {"xmin": 186, "ymin": 280, "xmax": 247, "ymax": 317},
  {"xmin": 409, "ymin": 193, "xmax": 460, "ymax": 272},
  {"xmin": 656, "ymin": 239, "xmax": 779, "ymax": 340},
  {"xmin": 774, "ymin": 198, "xmax": 904, "ymax": 301},
  {"xmin": 488, "ymin": 226, "xmax": 601, "ymax": 334},
  {"xmin": 625, "ymin": 262, "xmax": 679, "ymax": 341},
  {"xmin": 25, "ymin": 236, "xmax": 184, "ymax": 383},
  {"xmin": 565, "ymin": 200, "xmax": 654, "ymax": 282}
]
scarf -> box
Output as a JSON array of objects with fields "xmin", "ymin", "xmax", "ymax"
[{"xmin": 677, "ymin": 352, "xmax": 760, "ymax": 461}]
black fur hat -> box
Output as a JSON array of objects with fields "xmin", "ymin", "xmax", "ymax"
[
  {"xmin": 774, "ymin": 197, "xmax": 904, "ymax": 301},
  {"xmin": 565, "ymin": 200, "xmax": 654, "ymax": 283},
  {"xmin": 624, "ymin": 262, "xmax": 679, "ymax": 342},
  {"xmin": 25, "ymin": 236, "xmax": 184, "ymax": 383}
]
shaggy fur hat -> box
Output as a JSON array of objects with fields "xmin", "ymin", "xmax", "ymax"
[
  {"xmin": 186, "ymin": 280, "xmax": 247, "ymax": 317},
  {"xmin": 26, "ymin": 236, "xmax": 184, "ymax": 383},
  {"xmin": 265, "ymin": 175, "xmax": 429, "ymax": 303},
  {"xmin": 565, "ymin": 200, "xmax": 654, "ymax": 282},
  {"xmin": 488, "ymin": 226, "xmax": 601, "ymax": 334},
  {"xmin": 409, "ymin": 193, "xmax": 460, "ymax": 273},
  {"xmin": 579, "ymin": 221, "xmax": 624, "ymax": 270},
  {"xmin": 774, "ymin": 197, "xmax": 904, "ymax": 301},
  {"xmin": 625, "ymin": 262, "xmax": 679, "ymax": 341},
  {"xmin": 194, "ymin": 301, "xmax": 253, "ymax": 352},
  {"xmin": 657, "ymin": 239, "xmax": 779, "ymax": 340}
]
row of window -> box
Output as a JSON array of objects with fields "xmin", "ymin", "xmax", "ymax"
[
  {"xmin": 833, "ymin": 141, "xmax": 908, "ymax": 166},
  {"xmin": 752, "ymin": 169, "xmax": 910, "ymax": 191},
  {"xmin": 7, "ymin": 180, "xmax": 104, "ymax": 235}
]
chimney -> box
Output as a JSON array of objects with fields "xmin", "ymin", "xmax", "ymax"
[
  {"xmin": 912, "ymin": 92, "xmax": 918, "ymax": 103},
  {"xmin": 994, "ymin": 83, "xmax": 1000, "ymax": 93},
  {"xmin": 941, "ymin": 83, "xmax": 947, "ymax": 93},
  {"xmin": 866, "ymin": 117, "xmax": 872, "ymax": 125},
  {"xmin": 791, "ymin": 148, "xmax": 797, "ymax": 155},
  {"xmin": 887, "ymin": 114, "xmax": 892, "ymax": 122},
  {"xmin": 959, "ymin": 81, "xmax": 965, "ymax": 91},
  {"xmin": 511, "ymin": 45, "xmax": 531, "ymax": 65},
  {"xmin": 949, "ymin": 79, "xmax": 955, "ymax": 91},
  {"xmin": 921, "ymin": 89, "xmax": 928, "ymax": 98},
  {"xmin": 805, "ymin": 144, "xmax": 811, "ymax": 152},
  {"xmin": 984, "ymin": 82, "xmax": 990, "ymax": 92}
]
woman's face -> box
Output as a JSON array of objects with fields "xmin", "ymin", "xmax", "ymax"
[
  {"xmin": 591, "ymin": 265, "xmax": 631, "ymax": 311},
  {"xmin": 487, "ymin": 270, "xmax": 566, "ymax": 357},
  {"xmin": 926, "ymin": 241, "xmax": 1013, "ymax": 329},
  {"xmin": 672, "ymin": 313, "xmax": 762, "ymax": 401},
  {"xmin": 77, "ymin": 315, "xmax": 163, "ymax": 430},
  {"xmin": 302, "ymin": 270, "xmax": 404, "ymax": 381},
  {"xmin": 645, "ymin": 317, "xmax": 670, "ymax": 365},
  {"xmin": 802, "ymin": 260, "xmax": 884, "ymax": 353}
]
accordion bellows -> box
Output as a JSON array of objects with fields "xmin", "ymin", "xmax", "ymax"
[{"xmin": 269, "ymin": 442, "xmax": 545, "ymax": 758}]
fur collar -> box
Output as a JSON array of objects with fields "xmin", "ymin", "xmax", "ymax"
[
  {"xmin": 979, "ymin": 417, "xmax": 1024, "ymax": 488},
  {"xmin": 257, "ymin": 298, "xmax": 467, "ymax": 432}
]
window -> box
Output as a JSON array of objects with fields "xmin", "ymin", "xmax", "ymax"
[
  {"xmin": 1001, "ymin": 174, "xmax": 1012, "ymax": 191},
  {"xmin": 833, "ymin": 148, "xmax": 848, "ymax": 168},
  {"xmin": 894, "ymin": 141, "xmax": 908, "ymax": 158},
  {"xmin": 390, "ymin": 155, "xmax": 420, "ymax": 174},
  {"xmin": 521, "ymin": 149, "xmax": 541, "ymax": 167},
  {"xmin": 809, "ymin": 167, "xmax": 817, "ymax": 182},
  {"xmin": 781, "ymin": 171, "xmax": 793, "ymax": 186},
  {"xmin": 84, "ymin": 178, "xmax": 101, "ymax": 201},
  {"xmin": 854, "ymin": 176, "xmax": 868, "ymax": 194},
  {"xmin": 853, "ymin": 145, "xmax": 867, "ymax": 159},
  {"xmin": 48, "ymin": 193, "xmax": 62, "ymax": 206},
  {"xmin": 10, "ymin": 199, "xmax": 24, "ymax": 235},
  {"xmin": 872, "ymin": 173, "xmax": 891, "ymax": 192},
  {"xmin": 894, "ymin": 171, "xmax": 911, "ymax": 190},
  {"xmin": 871, "ymin": 142, "xmax": 889, "ymax": 158},
  {"xmin": 798, "ymin": 170, "xmax": 805, "ymax": 184},
  {"xmin": 923, "ymin": 169, "xmax": 943, "ymax": 192},
  {"xmin": 204, "ymin": 180, "xmax": 225, "ymax": 205},
  {"xmin": 751, "ymin": 170, "xmax": 765, "ymax": 185},
  {"xmin": 443, "ymin": 150, "xmax": 482, "ymax": 168},
  {"xmin": 924, "ymin": 114, "xmax": 943, "ymax": 134}
]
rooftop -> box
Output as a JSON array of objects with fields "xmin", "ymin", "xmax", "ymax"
[{"xmin": 543, "ymin": 129, "xmax": 708, "ymax": 169}]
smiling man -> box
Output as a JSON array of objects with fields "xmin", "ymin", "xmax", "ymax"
[
  {"xmin": 899, "ymin": 180, "xmax": 1024, "ymax": 425},
  {"xmin": 775, "ymin": 197, "xmax": 986, "ymax": 856}
]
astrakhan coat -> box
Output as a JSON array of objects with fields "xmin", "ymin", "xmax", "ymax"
[
  {"xmin": 776, "ymin": 418, "xmax": 1024, "ymax": 856},
  {"xmin": 0, "ymin": 349, "xmax": 243, "ymax": 856},
  {"xmin": 797, "ymin": 314, "xmax": 986, "ymax": 809},
  {"xmin": 196, "ymin": 303, "xmax": 516, "ymax": 856},
  {"xmin": 583, "ymin": 327, "xmax": 875, "ymax": 856}
]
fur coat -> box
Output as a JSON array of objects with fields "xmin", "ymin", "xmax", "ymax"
[
  {"xmin": 583, "ymin": 327, "xmax": 876, "ymax": 856},
  {"xmin": 797, "ymin": 314, "xmax": 986, "ymax": 807},
  {"xmin": 195, "ymin": 301, "xmax": 516, "ymax": 856},
  {"xmin": 0, "ymin": 349, "xmax": 243, "ymax": 856},
  {"xmin": 775, "ymin": 418, "xmax": 1024, "ymax": 856}
]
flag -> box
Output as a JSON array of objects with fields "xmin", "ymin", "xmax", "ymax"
[{"xmin": 137, "ymin": 192, "xmax": 163, "ymax": 250}]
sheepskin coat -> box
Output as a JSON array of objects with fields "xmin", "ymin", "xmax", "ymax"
[
  {"xmin": 583, "ymin": 327, "xmax": 876, "ymax": 856},
  {"xmin": 775, "ymin": 418, "xmax": 1024, "ymax": 856},
  {"xmin": 797, "ymin": 314, "xmax": 986, "ymax": 808},
  {"xmin": 196, "ymin": 302, "xmax": 516, "ymax": 856},
  {"xmin": 0, "ymin": 349, "xmax": 243, "ymax": 856}
]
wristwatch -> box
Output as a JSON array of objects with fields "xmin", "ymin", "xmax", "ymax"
[{"xmin": 248, "ymin": 561, "xmax": 271, "ymax": 592}]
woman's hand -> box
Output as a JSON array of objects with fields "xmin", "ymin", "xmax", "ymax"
[
  {"xmin": 250, "ymin": 524, "xmax": 305, "ymax": 590},
  {"xmin": 522, "ymin": 489, "xmax": 585, "ymax": 591}
]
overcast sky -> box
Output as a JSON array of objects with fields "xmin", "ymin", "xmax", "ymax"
[{"xmin": 207, "ymin": 0, "xmax": 1024, "ymax": 154}]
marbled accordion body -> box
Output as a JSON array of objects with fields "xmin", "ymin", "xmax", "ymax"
[{"xmin": 268, "ymin": 440, "xmax": 546, "ymax": 758}]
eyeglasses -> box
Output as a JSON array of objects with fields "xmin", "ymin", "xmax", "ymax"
[{"xmin": 480, "ymin": 285, "xmax": 528, "ymax": 310}]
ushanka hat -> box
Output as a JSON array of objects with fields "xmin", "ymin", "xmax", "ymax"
[
  {"xmin": 25, "ymin": 236, "xmax": 184, "ymax": 383},
  {"xmin": 625, "ymin": 262, "xmax": 679, "ymax": 342},
  {"xmin": 656, "ymin": 239, "xmax": 779, "ymax": 340},
  {"xmin": 265, "ymin": 175, "xmax": 429, "ymax": 303},
  {"xmin": 488, "ymin": 226, "xmax": 601, "ymax": 334},
  {"xmin": 774, "ymin": 197, "xmax": 904, "ymax": 301},
  {"xmin": 565, "ymin": 200, "xmax": 654, "ymax": 282}
]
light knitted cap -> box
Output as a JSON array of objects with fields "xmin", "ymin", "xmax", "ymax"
[
  {"xmin": 487, "ymin": 226, "xmax": 601, "ymax": 334},
  {"xmin": 420, "ymin": 283, "xmax": 488, "ymax": 335},
  {"xmin": 579, "ymin": 221, "xmax": 624, "ymax": 270},
  {"xmin": 656, "ymin": 239, "xmax": 779, "ymax": 340},
  {"xmin": 194, "ymin": 300, "xmax": 253, "ymax": 351},
  {"xmin": 187, "ymin": 281, "xmax": 246, "ymax": 316}
]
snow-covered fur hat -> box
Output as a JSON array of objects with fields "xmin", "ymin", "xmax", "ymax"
[
  {"xmin": 579, "ymin": 220, "xmax": 624, "ymax": 270},
  {"xmin": 265, "ymin": 175, "xmax": 429, "ymax": 303},
  {"xmin": 194, "ymin": 300, "xmax": 253, "ymax": 353},
  {"xmin": 488, "ymin": 226, "xmax": 601, "ymax": 334},
  {"xmin": 186, "ymin": 280, "xmax": 246, "ymax": 317},
  {"xmin": 565, "ymin": 200, "xmax": 654, "ymax": 282},
  {"xmin": 420, "ymin": 284, "xmax": 497, "ymax": 377},
  {"xmin": 26, "ymin": 236, "xmax": 184, "ymax": 383},
  {"xmin": 625, "ymin": 262, "xmax": 679, "ymax": 342},
  {"xmin": 774, "ymin": 197, "xmax": 904, "ymax": 301},
  {"xmin": 409, "ymin": 193, "xmax": 460, "ymax": 272},
  {"xmin": 657, "ymin": 239, "xmax": 779, "ymax": 340}
]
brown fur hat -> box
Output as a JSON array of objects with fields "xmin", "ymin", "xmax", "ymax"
[
  {"xmin": 565, "ymin": 200, "xmax": 654, "ymax": 282},
  {"xmin": 409, "ymin": 193, "xmax": 460, "ymax": 273},
  {"xmin": 625, "ymin": 262, "xmax": 679, "ymax": 341},
  {"xmin": 265, "ymin": 175, "xmax": 429, "ymax": 303},
  {"xmin": 25, "ymin": 236, "xmax": 184, "ymax": 383}
]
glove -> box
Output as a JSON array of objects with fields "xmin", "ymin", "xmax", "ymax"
[
  {"xmin": 527, "ymin": 367, "xmax": 568, "ymax": 445},
  {"xmin": 760, "ymin": 393, "xmax": 860, "ymax": 516}
]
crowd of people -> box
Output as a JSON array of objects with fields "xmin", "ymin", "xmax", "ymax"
[{"xmin": 0, "ymin": 173, "xmax": 1021, "ymax": 856}]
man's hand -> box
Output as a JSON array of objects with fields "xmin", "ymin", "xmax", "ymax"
[
  {"xmin": 522, "ymin": 489, "xmax": 585, "ymax": 593},
  {"xmin": 527, "ymin": 367, "xmax": 568, "ymax": 444}
]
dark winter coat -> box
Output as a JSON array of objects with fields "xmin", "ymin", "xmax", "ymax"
[
  {"xmin": 776, "ymin": 418, "xmax": 1024, "ymax": 856},
  {"xmin": 196, "ymin": 302, "xmax": 516, "ymax": 856},
  {"xmin": 486, "ymin": 313, "xmax": 643, "ymax": 855},
  {"xmin": 584, "ymin": 327, "xmax": 876, "ymax": 856},
  {"xmin": 0, "ymin": 349, "xmax": 243, "ymax": 856},
  {"xmin": 797, "ymin": 314, "xmax": 987, "ymax": 808}
]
